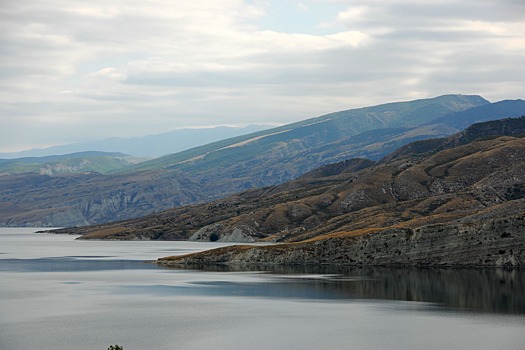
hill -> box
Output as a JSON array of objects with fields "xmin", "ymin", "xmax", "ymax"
[
  {"xmin": 121, "ymin": 94, "xmax": 488, "ymax": 172},
  {"xmin": 0, "ymin": 151, "xmax": 140, "ymax": 175},
  {"xmin": 116, "ymin": 96, "xmax": 525, "ymax": 197},
  {"xmin": 427, "ymin": 99, "xmax": 525, "ymax": 129},
  {"xmin": 4, "ymin": 94, "xmax": 525, "ymax": 227},
  {"xmin": 52, "ymin": 117, "xmax": 525, "ymax": 267},
  {"xmin": 0, "ymin": 170, "xmax": 204, "ymax": 227}
]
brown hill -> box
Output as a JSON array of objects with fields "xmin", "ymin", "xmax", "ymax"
[{"xmin": 50, "ymin": 118, "xmax": 525, "ymax": 267}]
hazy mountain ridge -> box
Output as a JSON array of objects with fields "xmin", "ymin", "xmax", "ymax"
[
  {"xmin": 0, "ymin": 125, "xmax": 270, "ymax": 159},
  {"xmin": 116, "ymin": 95, "xmax": 491, "ymax": 198},
  {"xmin": 123, "ymin": 94, "xmax": 488, "ymax": 173},
  {"xmin": 426, "ymin": 99, "xmax": 525, "ymax": 129},
  {"xmin": 382, "ymin": 115, "xmax": 525, "ymax": 163},
  {"xmin": 3, "ymin": 95, "xmax": 525, "ymax": 227}
]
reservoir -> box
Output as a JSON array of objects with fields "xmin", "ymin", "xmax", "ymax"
[{"xmin": 1, "ymin": 228, "xmax": 524, "ymax": 350}]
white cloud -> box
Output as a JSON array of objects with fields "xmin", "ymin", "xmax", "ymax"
[
  {"xmin": 0, "ymin": 0, "xmax": 523, "ymax": 152},
  {"xmin": 91, "ymin": 67, "xmax": 127, "ymax": 81}
]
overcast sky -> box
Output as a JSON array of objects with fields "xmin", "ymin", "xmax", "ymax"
[{"xmin": 1, "ymin": 0, "xmax": 524, "ymax": 152}]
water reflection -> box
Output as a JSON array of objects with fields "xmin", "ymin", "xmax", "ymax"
[
  {"xmin": 2, "ymin": 257, "xmax": 523, "ymax": 314},
  {"xmin": 161, "ymin": 265, "xmax": 525, "ymax": 314},
  {"xmin": 2, "ymin": 230, "xmax": 524, "ymax": 350},
  {"xmin": 0, "ymin": 258, "xmax": 158, "ymax": 272}
]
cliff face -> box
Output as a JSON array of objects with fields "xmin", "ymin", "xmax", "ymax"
[{"xmin": 158, "ymin": 212, "xmax": 525, "ymax": 268}]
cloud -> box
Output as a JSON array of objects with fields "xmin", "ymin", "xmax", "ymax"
[
  {"xmin": 91, "ymin": 67, "xmax": 127, "ymax": 81},
  {"xmin": 0, "ymin": 0, "xmax": 523, "ymax": 151}
]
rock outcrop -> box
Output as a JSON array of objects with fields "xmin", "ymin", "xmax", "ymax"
[{"xmin": 158, "ymin": 212, "xmax": 525, "ymax": 268}]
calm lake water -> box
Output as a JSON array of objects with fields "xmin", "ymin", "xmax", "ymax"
[{"xmin": 1, "ymin": 228, "xmax": 524, "ymax": 350}]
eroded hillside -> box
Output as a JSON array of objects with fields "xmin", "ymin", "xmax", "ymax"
[
  {"xmin": 155, "ymin": 131, "xmax": 525, "ymax": 268},
  {"xmin": 49, "ymin": 117, "xmax": 520, "ymax": 239}
]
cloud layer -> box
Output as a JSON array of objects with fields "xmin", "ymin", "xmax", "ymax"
[{"xmin": 1, "ymin": 0, "xmax": 524, "ymax": 151}]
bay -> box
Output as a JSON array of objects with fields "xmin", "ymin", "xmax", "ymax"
[{"xmin": 0, "ymin": 228, "xmax": 524, "ymax": 350}]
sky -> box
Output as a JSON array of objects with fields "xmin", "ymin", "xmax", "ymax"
[{"xmin": 1, "ymin": 0, "xmax": 524, "ymax": 152}]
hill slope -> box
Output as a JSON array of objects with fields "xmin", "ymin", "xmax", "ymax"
[
  {"xmin": 117, "ymin": 96, "xmax": 525, "ymax": 197},
  {"xmin": 123, "ymin": 94, "xmax": 487, "ymax": 172},
  {"xmin": 0, "ymin": 170, "xmax": 204, "ymax": 227},
  {"xmin": 427, "ymin": 99, "xmax": 525, "ymax": 129},
  {"xmin": 0, "ymin": 151, "xmax": 138, "ymax": 175},
  {"xmin": 5, "ymin": 95, "xmax": 525, "ymax": 227},
  {"xmin": 54, "ymin": 117, "xmax": 525, "ymax": 267}
]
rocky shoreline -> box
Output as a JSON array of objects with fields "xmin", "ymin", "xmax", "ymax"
[{"xmin": 157, "ymin": 214, "xmax": 525, "ymax": 268}]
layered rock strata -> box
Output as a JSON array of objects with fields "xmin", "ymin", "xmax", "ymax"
[{"xmin": 158, "ymin": 214, "xmax": 525, "ymax": 268}]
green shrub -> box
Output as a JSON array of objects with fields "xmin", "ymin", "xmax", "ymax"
[{"xmin": 108, "ymin": 345, "xmax": 123, "ymax": 350}]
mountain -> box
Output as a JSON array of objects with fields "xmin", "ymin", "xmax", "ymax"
[
  {"xmin": 53, "ymin": 117, "xmax": 525, "ymax": 268},
  {"xmin": 0, "ymin": 170, "xmax": 205, "ymax": 227},
  {"xmin": 427, "ymin": 99, "xmax": 525, "ymax": 129},
  {"xmin": 0, "ymin": 151, "xmax": 140, "ymax": 175},
  {"xmin": 52, "ymin": 117, "xmax": 524, "ymax": 230},
  {"xmin": 4, "ymin": 94, "xmax": 525, "ymax": 227},
  {"xmin": 117, "ymin": 95, "xmax": 491, "ymax": 194},
  {"xmin": 0, "ymin": 125, "xmax": 270, "ymax": 158},
  {"xmin": 123, "ymin": 95, "xmax": 488, "ymax": 171}
]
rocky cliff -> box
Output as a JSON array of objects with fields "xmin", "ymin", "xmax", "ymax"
[{"xmin": 158, "ymin": 211, "xmax": 525, "ymax": 268}]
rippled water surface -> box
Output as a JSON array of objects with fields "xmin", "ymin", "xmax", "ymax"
[{"xmin": 1, "ymin": 228, "xmax": 524, "ymax": 350}]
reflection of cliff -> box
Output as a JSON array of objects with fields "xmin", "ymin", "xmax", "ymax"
[
  {"xmin": 347, "ymin": 268, "xmax": 525, "ymax": 314},
  {"xmin": 162, "ymin": 265, "xmax": 525, "ymax": 314}
]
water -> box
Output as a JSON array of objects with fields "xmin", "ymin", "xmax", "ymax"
[{"xmin": 1, "ymin": 228, "xmax": 524, "ymax": 350}]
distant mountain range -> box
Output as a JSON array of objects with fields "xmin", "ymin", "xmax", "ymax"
[
  {"xmin": 2, "ymin": 94, "xmax": 525, "ymax": 227},
  {"xmin": 118, "ymin": 95, "xmax": 525, "ymax": 196},
  {"xmin": 54, "ymin": 117, "xmax": 525, "ymax": 268},
  {"xmin": 0, "ymin": 125, "xmax": 270, "ymax": 159}
]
